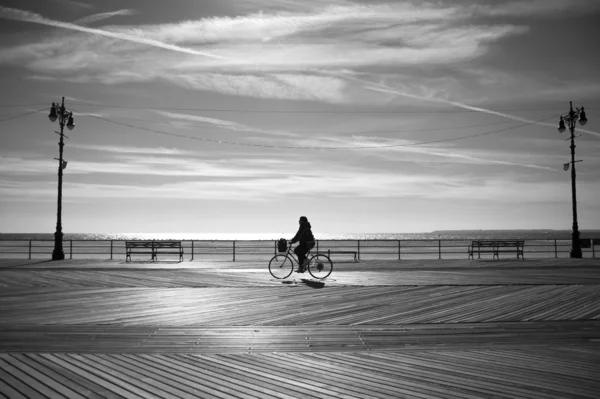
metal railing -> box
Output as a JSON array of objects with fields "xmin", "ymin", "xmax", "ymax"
[{"xmin": 0, "ymin": 238, "xmax": 597, "ymax": 261}]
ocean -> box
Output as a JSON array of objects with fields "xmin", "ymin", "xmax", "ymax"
[{"xmin": 2, "ymin": 230, "xmax": 599, "ymax": 241}]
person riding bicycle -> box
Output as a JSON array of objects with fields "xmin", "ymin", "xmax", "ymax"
[{"xmin": 291, "ymin": 216, "xmax": 315, "ymax": 273}]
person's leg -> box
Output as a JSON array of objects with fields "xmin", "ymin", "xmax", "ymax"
[
  {"xmin": 293, "ymin": 245, "xmax": 302, "ymax": 263},
  {"xmin": 294, "ymin": 243, "xmax": 307, "ymax": 269}
]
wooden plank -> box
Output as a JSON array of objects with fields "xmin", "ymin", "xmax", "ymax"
[
  {"xmin": 0, "ymin": 357, "xmax": 66, "ymax": 399},
  {"xmin": 1, "ymin": 322, "xmax": 599, "ymax": 353},
  {"xmin": 39, "ymin": 353, "xmax": 153, "ymax": 399},
  {"xmin": 3, "ymin": 353, "xmax": 111, "ymax": 399}
]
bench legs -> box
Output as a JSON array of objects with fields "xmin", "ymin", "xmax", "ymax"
[
  {"xmin": 125, "ymin": 253, "xmax": 183, "ymax": 261},
  {"xmin": 468, "ymin": 248, "xmax": 523, "ymax": 260}
]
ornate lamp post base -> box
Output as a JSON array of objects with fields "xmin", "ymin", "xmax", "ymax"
[
  {"xmin": 52, "ymin": 240, "xmax": 65, "ymax": 260},
  {"xmin": 570, "ymin": 230, "xmax": 582, "ymax": 258}
]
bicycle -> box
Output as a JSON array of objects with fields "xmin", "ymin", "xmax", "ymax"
[{"xmin": 268, "ymin": 241, "xmax": 333, "ymax": 280}]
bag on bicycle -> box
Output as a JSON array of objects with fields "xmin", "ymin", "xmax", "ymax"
[{"xmin": 277, "ymin": 238, "xmax": 287, "ymax": 253}]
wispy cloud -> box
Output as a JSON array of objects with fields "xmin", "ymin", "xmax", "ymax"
[
  {"xmin": 73, "ymin": 9, "xmax": 136, "ymax": 25},
  {"xmin": 0, "ymin": 6, "xmax": 224, "ymax": 59},
  {"xmin": 0, "ymin": 168, "xmax": 578, "ymax": 204},
  {"xmin": 472, "ymin": 0, "xmax": 600, "ymax": 18},
  {"xmin": 286, "ymin": 134, "xmax": 558, "ymax": 171},
  {"xmin": 52, "ymin": 0, "xmax": 93, "ymax": 10},
  {"xmin": 154, "ymin": 110, "xmax": 258, "ymax": 132},
  {"xmin": 361, "ymin": 79, "xmax": 600, "ymax": 137},
  {"xmin": 1, "ymin": 1, "xmax": 598, "ymax": 107},
  {"xmin": 68, "ymin": 144, "xmax": 194, "ymax": 156},
  {"xmin": 166, "ymin": 73, "xmax": 348, "ymax": 103},
  {"xmin": 0, "ymin": 2, "xmax": 527, "ymax": 103},
  {"xmin": 0, "ymin": 152, "xmax": 287, "ymax": 178}
]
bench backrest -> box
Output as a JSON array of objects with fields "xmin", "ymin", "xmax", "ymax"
[
  {"xmin": 125, "ymin": 241, "xmax": 182, "ymax": 248},
  {"xmin": 495, "ymin": 240, "xmax": 524, "ymax": 247},
  {"xmin": 472, "ymin": 240, "xmax": 496, "ymax": 247},
  {"xmin": 125, "ymin": 241, "xmax": 153, "ymax": 248},
  {"xmin": 153, "ymin": 241, "xmax": 182, "ymax": 248},
  {"xmin": 472, "ymin": 240, "xmax": 524, "ymax": 247}
]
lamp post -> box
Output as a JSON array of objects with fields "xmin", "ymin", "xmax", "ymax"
[
  {"xmin": 558, "ymin": 101, "xmax": 588, "ymax": 258},
  {"xmin": 48, "ymin": 97, "xmax": 75, "ymax": 261}
]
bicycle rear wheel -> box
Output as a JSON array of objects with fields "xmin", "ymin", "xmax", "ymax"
[
  {"xmin": 269, "ymin": 254, "xmax": 294, "ymax": 279},
  {"xmin": 308, "ymin": 254, "xmax": 333, "ymax": 279}
]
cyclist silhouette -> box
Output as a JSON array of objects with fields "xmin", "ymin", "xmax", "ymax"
[{"xmin": 290, "ymin": 216, "xmax": 315, "ymax": 272}]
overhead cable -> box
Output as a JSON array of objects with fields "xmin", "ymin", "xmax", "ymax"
[
  {"xmin": 68, "ymin": 101, "xmax": 567, "ymax": 114},
  {"xmin": 76, "ymin": 111, "xmax": 558, "ymax": 150}
]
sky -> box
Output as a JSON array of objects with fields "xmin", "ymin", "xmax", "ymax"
[{"xmin": 0, "ymin": 0, "xmax": 599, "ymax": 236}]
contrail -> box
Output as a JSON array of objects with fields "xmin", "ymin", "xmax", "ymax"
[
  {"xmin": 0, "ymin": 6, "xmax": 225, "ymax": 60},
  {"xmin": 334, "ymin": 71, "xmax": 600, "ymax": 138},
  {"xmin": 73, "ymin": 9, "xmax": 136, "ymax": 25}
]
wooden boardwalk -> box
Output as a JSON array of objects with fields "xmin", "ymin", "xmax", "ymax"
[{"xmin": 1, "ymin": 258, "xmax": 599, "ymax": 398}]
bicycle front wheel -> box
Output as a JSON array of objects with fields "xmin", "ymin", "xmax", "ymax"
[
  {"xmin": 308, "ymin": 254, "xmax": 333, "ymax": 279},
  {"xmin": 269, "ymin": 254, "xmax": 294, "ymax": 279}
]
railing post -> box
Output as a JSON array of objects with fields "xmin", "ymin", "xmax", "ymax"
[
  {"xmin": 69, "ymin": 240, "xmax": 73, "ymax": 259},
  {"xmin": 28, "ymin": 240, "xmax": 32, "ymax": 260},
  {"xmin": 233, "ymin": 240, "xmax": 236, "ymax": 262},
  {"xmin": 357, "ymin": 240, "xmax": 361, "ymax": 261},
  {"xmin": 274, "ymin": 240, "xmax": 277, "ymax": 255},
  {"xmin": 191, "ymin": 241, "xmax": 194, "ymax": 261},
  {"xmin": 398, "ymin": 240, "xmax": 401, "ymax": 260},
  {"xmin": 592, "ymin": 239, "xmax": 595, "ymax": 258},
  {"xmin": 110, "ymin": 240, "xmax": 113, "ymax": 260},
  {"xmin": 316, "ymin": 240, "xmax": 319, "ymax": 253},
  {"xmin": 438, "ymin": 240, "xmax": 441, "ymax": 260},
  {"xmin": 554, "ymin": 239, "xmax": 558, "ymax": 258}
]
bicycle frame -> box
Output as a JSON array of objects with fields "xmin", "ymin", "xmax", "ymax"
[{"xmin": 281, "ymin": 242, "xmax": 313, "ymax": 265}]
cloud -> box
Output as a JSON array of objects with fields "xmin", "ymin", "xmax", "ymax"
[
  {"xmin": 0, "ymin": 3, "xmax": 532, "ymax": 103},
  {"xmin": 167, "ymin": 73, "xmax": 348, "ymax": 103},
  {"xmin": 73, "ymin": 9, "xmax": 136, "ymax": 25},
  {"xmin": 473, "ymin": 0, "xmax": 600, "ymax": 18},
  {"xmin": 68, "ymin": 144, "xmax": 195, "ymax": 156},
  {"xmin": 361, "ymin": 79, "xmax": 600, "ymax": 137},
  {"xmin": 286, "ymin": 134, "xmax": 558, "ymax": 171},
  {"xmin": 0, "ymin": 166, "xmax": 577, "ymax": 204},
  {"xmin": 2, "ymin": 1, "xmax": 598, "ymax": 113},
  {"xmin": 0, "ymin": 6, "xmax": 224, "ymax": 60},
  {"xmin": 153, "ymin": 110, "xmax": 259, "ymax": 132},
  {"xmin": 0, "ymin": 151, "xmax": 293, "ymax": 179},
  {"xmin": 53, "ymin": 0, "xmax": 93, "ymax": 10}
]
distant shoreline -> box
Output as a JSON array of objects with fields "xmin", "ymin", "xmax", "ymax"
[
  {"xmin": 430, "ymin": 229, "xmax": 600, "ymax": 234},
  {"xmin": 2, "ymin": 230, "xmax": 600, "ymax": 241}
]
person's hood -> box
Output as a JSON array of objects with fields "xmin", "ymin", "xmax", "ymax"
[{"xmin": 301, "ymin": 221, "xmax": 312, "ymax": 229}]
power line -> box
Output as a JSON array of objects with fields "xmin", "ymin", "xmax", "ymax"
[
  {"xmin": 106, "ymin": 114, "xmax": 520, "ymax": 135},
  {"xmin": 0, "ymin": 108, "xmax": 46, "ymax": 123},
  {"xmin": 68, "ymin": 101, "xmax": 567, "ymax": 114},
  {"xmin": 77, "ymin": 110, "xmax": 558, "ymax": 150},
  {"xmin": 0, "ymin": 103, "xmax": 48, "ymax": 108}
]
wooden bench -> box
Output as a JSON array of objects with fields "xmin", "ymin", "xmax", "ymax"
[
  {"xmin": 468, "ymin": 240, "xmax": 524, "ymax": 260},
  {"xmin": 316, "ymin": 250, "xmax": 358, "ymax": 262},
  {"xmin": 126, "ymin": 241, "xmax": 183, "ymax": 262}
]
